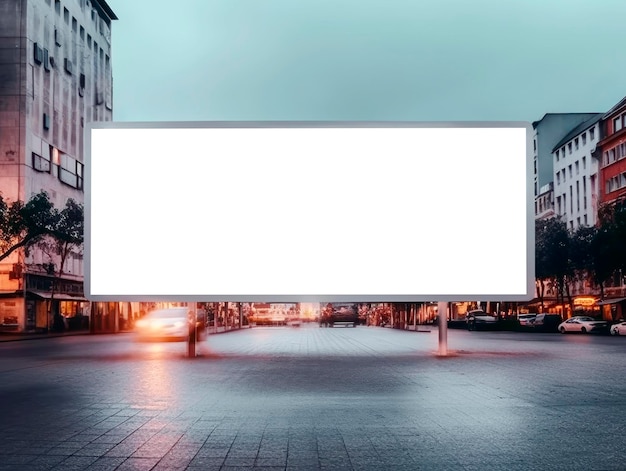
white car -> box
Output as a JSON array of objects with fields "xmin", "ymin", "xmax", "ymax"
[
  {"xmin": 135, "ymin": 307, "xmax": 190, "ymax": 341},
  {"xmin": 610, "ymin": 321, "xmax": 626, "ymax": 336},
  {"xmin": 558, "ymin": 316, "xmax": 608, "ymax": 334},
  {"xmin": 518, "ymin": 314, "xmax": 536, "ymax": 327}
]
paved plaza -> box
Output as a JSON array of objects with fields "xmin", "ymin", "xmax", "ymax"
[{"xmin": 1, "ymin": 324, "xmax": 626, "ymax": 470}]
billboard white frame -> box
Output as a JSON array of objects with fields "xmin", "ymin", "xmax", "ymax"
[{"xmin": 84, "ymin": 122, "xmax": 534, "ymax": 302}]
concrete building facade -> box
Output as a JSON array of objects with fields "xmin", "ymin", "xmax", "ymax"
[
  {"xmin": 0, "ymin": 0, "xmax": 116, "ymax": 332},
  {"xmin": 533, "ymin": 113, "xmax": 601, "ymax": 219},
  {"xmin": 551, "ymin": 114, "xmax": 604, "ymax": 230}
]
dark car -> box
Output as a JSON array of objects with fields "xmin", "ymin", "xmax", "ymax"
[
  {"xmin": 465, "ymin": 310, "xmax": 499, "ymax": 331},
  {"xmin": 532, "ymin": 313, "xmax": 563, "ymax": 332}
]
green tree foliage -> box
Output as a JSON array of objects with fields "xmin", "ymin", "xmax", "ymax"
[
  {"xmin": 0, "ymin": 191, "xmax": 57, "ymax": 263},
  {"xmin": 35, "ymin": 199, "xmax": 84, "ymax": 330},
  {"xmin": 535, "ymin": 218, "xmax": 570, "ymax": 308}
]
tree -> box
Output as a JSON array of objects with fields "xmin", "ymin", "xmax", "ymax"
[
  {"xmin": 0, "ymin": 191, "xmax": 57, "ymax": 263},
  {"xmin": 535, "ymin": 218, "xmax": 570, "ymax": 311},
  {"xmin": 36, "ymin": 199, "xmax": 84, "ymax": 331}
]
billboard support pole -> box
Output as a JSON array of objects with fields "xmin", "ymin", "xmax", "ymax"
[
  {"xmin": 438, "ymin": 301, "xmax": 448, "ymax": 356},
  {"xmin": 187, "ymin": 301, "xmax": 197, "ymax": 358}
]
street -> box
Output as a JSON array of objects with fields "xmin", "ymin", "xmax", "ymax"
[{"xmin": 1, "ymin": 324, "xmax": 626, "ymax": 470}]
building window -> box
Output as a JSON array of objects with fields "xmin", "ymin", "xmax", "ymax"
[
  {"xmin": 568, "ymin": 143, "xmax": 572, "ymax": 154},
  {"xmin": 33, "ymin": 43, "xmax": 44, "ymax": 65},
  {"xmin": 43, "ymin": 48, "xmax": 50, "ymax": 71},
  {"xmin": 570, "ymin": 221, "xmax": 574, "ymax": 230},
  {"xmin": 582, "ymin": 156, "xmax": 586, "ymax": 170},
  {"xmin": 556, "ymin": 196, "xmax": 562, "ymax": 215},
  {"xmin": 55, "ymin": 0, "xmax": 60, "ymax": 14},
  {"xmin": 80, "ymin": 26, "xmax": 84, "ymax": 40},
  {"xmin": 557, "ymin": 173, "xmax": 560, "ymax": 185},
  {"xmin": 569, "ymin": 165, "xmax": 572, "ymax": 178},
  {"xmin": 59, "ymin": 154, "xmax": 84, "ymax": 190},
  {"xmin": 32, "ymin": 152, "xmax": 51, "ymax": 173},
  {"xmin": 610, "ymin": 148, "xmax": 616, "ymax": 163},
  {"xmin": 576, "ymin": 181, "xmax": 580, "ymax": 212},
  {"xmin": 590, "ymin": 128, "xmax": 595, "ymax": 140},
  {"xmin": 533, "ymin": 139, "xmax": 536, "ymax": 151},
  {"xmin": 563, "ymin": 169, "xmax": 566, "ymax": 182},
  {"xmin": 615, "ymin": 116, "xmax": 623, "ymax": 133},
  {"xmin": 583, "ymin": 176, "xmax": 587, "ymax": 209},
  {"xmin": 584, "ymin": 215, "xmax": 588, "ymax": 225},
  {"xmin": 575, "ymin": 137, "xmax": 579, "ymax": 150},
  {"xmin": 63, "ymin": 7, "xmax": 69, "ymax": 24},
  {"xmin": 576, "ymin": 161, "xmax": 579, "ymax": 175},
  {"xmin": 582, "ymin": 133, "xmax": 587, "ymax": 145},
  {"xmin": 556, "ymin": 150, "xmax": 559, "ymax": 162},
  {"xmin": 570, "ymin": 186, "xmax": 573, "ymax": 213}
]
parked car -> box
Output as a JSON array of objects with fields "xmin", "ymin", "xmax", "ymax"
[
  {"xmin": 558, "ymin": 316, "xmax": 609, "ymax": 334},
  {"xmin": 532, "ymin": 314, "xmax": 563, "ymax": 332},
  {"xmin": 517, "ymin": 313, "xmax": 537, "ymax": 327},
  {"xmin": 466, "ymin": 310, "xmax": 499, "ymax": 331},
  {"xmin": 610, "ymin": 321, "xmax": 626, "ymax": 336},
  {"xmin": 135, "ymin": 307, "xmax": 191, "ymax": 341}
]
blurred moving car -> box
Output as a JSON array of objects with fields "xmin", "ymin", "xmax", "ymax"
[
  {"xmin": 558, "ymin": 316, "xmax": 608, "ymax": 334},
  {"xmin": 532, "ymin": 314, "xmax": 562, "ymax": 332},
  {"xmin": 610, "ymin": 321, "xmax": 626, "ymax": 336},
  {"xmin": 466, "ymin": 310, "xmax": 498, "ymax": 331},
  {"xmin": 135, "ymin": 307, "xmax": 190, "ymax": 341},
  {"xmin": 517, "ymin": 313, "xmax": 537, "ymax": 327}
]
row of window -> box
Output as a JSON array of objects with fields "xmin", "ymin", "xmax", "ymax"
[
  {"xmin": 45, "ymin": 0, "xmax": 111, "ymax": 68},
  {"xmin": 555, "ymin": 157, "xmax": 587, "ymax": 185},
  {"xmin": 51, "ymin": 0, "xmax": 104, "ymax": 36},
  {"xmin": 555, "ymin": 127, "xmax": 596, "ymax": 161},
  {"xmin": 556, "ymin": 178, "xmax": 588, "ymax": 217},
  {"xmin": 606, "ymin": 172, "xmax": 626, "ymax": 195},
  {"xmin": 32, "ymin": 149, "xmax": 84, "ymax": 191},
  {"xmin": 602, "ymin": 142, "xmax": 626, "ymax": 167}
]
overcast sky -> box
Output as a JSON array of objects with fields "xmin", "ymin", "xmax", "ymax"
[{"xmin": 105, "ymin": 0, "xmax": 626, "ymax": 123}]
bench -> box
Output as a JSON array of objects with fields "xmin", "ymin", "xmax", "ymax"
[{"xmin": 332, "ymin": 321, "xmax": 356, "ymax": 328}]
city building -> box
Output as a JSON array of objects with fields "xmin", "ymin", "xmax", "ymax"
[
  {"xmin": 0, "ymin": 0, "xmax": 117, "ymax": 332},
  {"xmin": 594, "ymin": 95, "xmax": 626, "ymax": 319},
  {"xmin": 551, "ymin": 113, "xmax": 604, "ymax": 230},
  {"xmin": 597, "ymin": 96, "xmax": 626, "ymax": 207},
  {"xmin": 533, "ymin": 113, "xmax": 601, "ymax": 220}
]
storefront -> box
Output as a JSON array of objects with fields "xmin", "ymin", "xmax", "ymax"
[
  {"xmin": 597, "ymin": 297, "xmax": 626, "ymax": 322},
  {"xmin": 572, "ymin": 296, "xmax": 601, "ymax": 318}
]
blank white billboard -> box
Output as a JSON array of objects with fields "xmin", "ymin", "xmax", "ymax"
[{"xmin": 85, "ymin": 122, "xmax": 534, "ymax": 302}]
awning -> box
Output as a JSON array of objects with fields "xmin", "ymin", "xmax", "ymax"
[
  {"xmin": 597, "ymin": 297, "xmax": 626, "ymax": 306},
  {"xmin": 27, "ymin": 291, "xmax": 89, "ymax": 302}
]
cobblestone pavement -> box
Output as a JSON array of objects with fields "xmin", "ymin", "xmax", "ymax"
[{"xmin": 1, "ymin": 324, "xmax": 626, "ymax": 470}]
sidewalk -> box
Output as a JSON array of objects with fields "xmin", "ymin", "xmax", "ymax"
[
  {"xmin": 0, "ymin": 329, "xmax": 92, "ymax": 342},
  {"xmin": 0, "ymin": 325, "xmax": 253, "ymax": 342}
]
